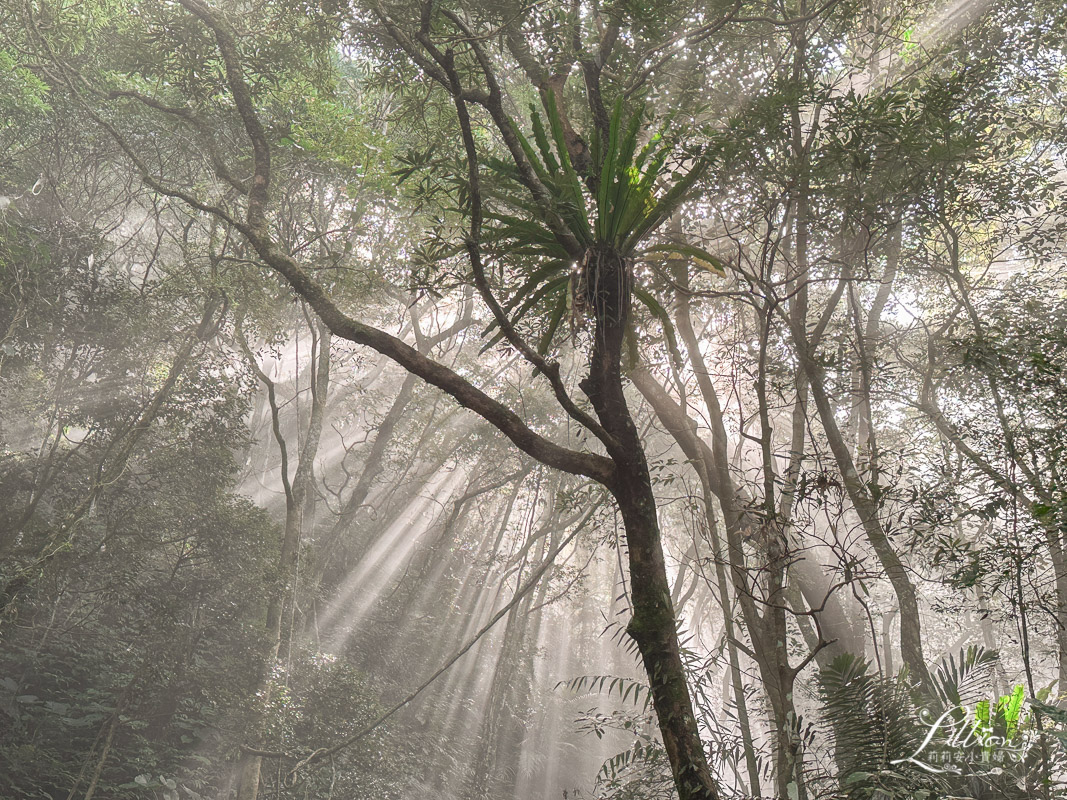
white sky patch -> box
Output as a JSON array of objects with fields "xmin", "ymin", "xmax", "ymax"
[{"xmin": 887, "ymin": 287, "xmax": 924, "ymax": 326}]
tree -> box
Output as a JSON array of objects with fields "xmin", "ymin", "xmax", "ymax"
[
  {"xmin": 19, "ymin": 0, "xmax": 755, "ymax": 794},
  {"xmin": 6, "ymin": 0, "xmax": 1067, "ymax": 797}
]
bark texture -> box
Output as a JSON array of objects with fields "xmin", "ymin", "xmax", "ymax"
[{"xmin": 579, "ymin": 248, "xmax": 720, "ymax": 800}]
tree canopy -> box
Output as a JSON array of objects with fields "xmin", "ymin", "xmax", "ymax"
[{"xmin": 2, "ymin": 0, "xmax": 1067, "ymax": 798}]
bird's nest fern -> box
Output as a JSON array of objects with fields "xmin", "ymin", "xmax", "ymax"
[{"xmin": 479, "ymin": 93, "xmax": 726, "ymax": 355}]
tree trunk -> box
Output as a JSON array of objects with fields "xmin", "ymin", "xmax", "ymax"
[
  {"xmin": 237, "ymin": 322, "xmax": 331, "ymax": 800},
  {"xmin": 671, "ymin": 273, "xmax": 820, "ymax": 796},
  {"xmin": 578, "ymin": 246, "xmax": 719, "ymax": 800},
  {"xmin": 800, "ymin": 351, "xmax": 930, "ymax": 687}
]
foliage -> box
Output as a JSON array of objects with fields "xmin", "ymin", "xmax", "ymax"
[
  {"xmin": 2, "ymin": 1, "xmax": 1067, "ymax": 799},
  {"xmin": 480, "ymin": 95, "xmax": 721, "ymax": 355},
  {"xmin": 819, "ymin": 647, "xmax": 1067, "ymax": 799}
]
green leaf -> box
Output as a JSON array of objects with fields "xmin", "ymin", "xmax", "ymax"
[
  {"xmin": 1000, "ymin": 684, "xmax": 1024, "ymax": 737},
  {"xmin": 633, "ymin": 286, "xmax": 681, "ymax": 361},
  {"xmin": 507, "ymin": 119, "xmax": 553, "ymax": 187},
  {"xmin": 498, "ymin": 261, "xmax": 570, "ymax": 315},
  {"xmin": 537, "ymin": 291, "xmax": 568, "ymax": 356},
  {"xmin": 625, "ymin": 157, "xmax": 710, "ymax": 251},
  {"xmin": 529, "ymin": 107, "xmax": 560, "ymax": 175},
  {"xmin": 596, "ymin": 97, "xmax": 623, "ymax": 240},
  {"xmin": 640, "ymin": 242, "xmax": 727, "ymax": 275},
  {"xmin": 481, "ymin": 276, "xmax": 568, "ymax": 352},
  {"xmin": 604, "ymin": 105, "xmax": 645, "ymax": 243},
  {"xmin": 543, "ymin": 90, "xmax": 591, "ymax": 241}
]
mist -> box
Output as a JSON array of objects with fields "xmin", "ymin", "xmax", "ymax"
[{"xmin": 2, "ymin": 1, "xmax": 1067, "ymax": 798}]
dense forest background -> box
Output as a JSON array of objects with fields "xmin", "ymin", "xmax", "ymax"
[{"xmin": 1, "ymin": 0, "xmax": 1067, "ymax": 798}]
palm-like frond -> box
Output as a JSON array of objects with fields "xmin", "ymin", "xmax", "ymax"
[
  {"xmin": 818, "ymin": 654, "xmax": 935, "ymax": 799},
  {"xmin": 557, "ymin": 673, "xmax": 653, "ymax": 710},
  {"xmin": 931, "ymin": 645, "xmax": 998, "ymax": 710},
  {"xmin": 817, "ymin": 647, "xmax": 1064, "ymax": 799},
  {"xmin": 480, "ymin": 95, "xmax": 716, "ymax": 354}
]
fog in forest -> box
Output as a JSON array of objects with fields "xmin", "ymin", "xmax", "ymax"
[{"xmin": 2, "ymin": 1, "xmax": 1067, "ymax": 798}]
